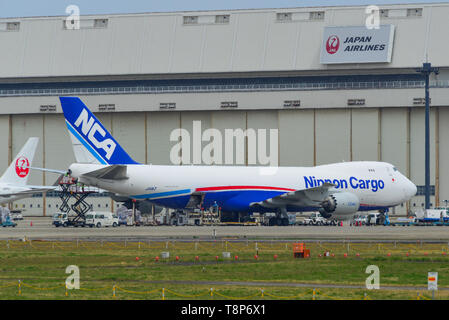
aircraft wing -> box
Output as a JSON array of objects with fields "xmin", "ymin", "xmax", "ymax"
[
  {"xmin": 250, "ymin": 183, "xmax": 335, "ymax": 209},
  {"xmin": 81, "ymin": 165, "xmax": 128, "ymax": 180},
  {"xmin": 0, "ymin": 186, "xmax": 58, "ymax": 196}
]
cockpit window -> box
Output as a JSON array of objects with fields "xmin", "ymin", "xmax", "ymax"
[{"xmin": 393, "ymin": 167, "xmax": 398, "ymax": 172}]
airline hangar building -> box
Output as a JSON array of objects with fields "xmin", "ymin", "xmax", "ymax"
[{"xmin": 0, "ymin": 2, "xmax": 448, "ymax": 216}]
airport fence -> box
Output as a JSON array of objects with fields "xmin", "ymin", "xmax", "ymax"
[
  {"xmin": 0, "ymin": 280, "xmax": 436, "ymax": 300},
  {"xmin": 1, "ymin": 239, "xmax": 448, "ymax": 257}
]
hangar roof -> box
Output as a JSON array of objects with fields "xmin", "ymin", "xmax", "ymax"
[{"xmin": 0, "ymin": 3, "xmax": 447, "ymax": 80}]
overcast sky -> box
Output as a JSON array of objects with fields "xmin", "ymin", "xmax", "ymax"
[{"xmin": 0, "ymin": 0, "xmax": 447, "ymax": 18}]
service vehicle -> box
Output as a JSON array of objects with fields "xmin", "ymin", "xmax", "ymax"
[
  {"xmin": 11, "ymin": 211, "xmax": 23, "ymax": 221},
  {"xmin": 303, "ymin": 212, "xmax": 336, "ymax": 226},
  {"xmin": 366, "ymin": 212, "xmax": 389, "ymax": 225},
  {"xmin": 52, "ymin": 212, "xmax": 69, "ymax": 227},
  {"xmin": 415, "ymin": 208, "xmax": 449, "ymax": 223},
  {"xmin": 52, "ymin": 212, "xmax": 87, "ymax": 227},
  {"xmin": 351, "ymin": 214, "xmax": 368, "ymax": 225},
  {"xmin": 1, "ymin": 215, "xmax": 17, "ymax": 227}
]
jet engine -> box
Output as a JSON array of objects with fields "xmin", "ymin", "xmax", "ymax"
[{"xmin": 319, "ymin": 193, "xmax": 360, "ymax": 220}]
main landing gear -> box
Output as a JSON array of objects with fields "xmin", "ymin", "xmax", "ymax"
[{"xmin": 267, "ymin": 207, "xmax": 290, "ymax": 226}]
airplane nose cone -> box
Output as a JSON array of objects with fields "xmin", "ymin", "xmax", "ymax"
[{"xmin": 406, "ymin": 180, "xmax": 417, "ymax": 198}]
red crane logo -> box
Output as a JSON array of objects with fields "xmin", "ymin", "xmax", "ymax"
[
  {"xmin": 326, "ymin": 35, "xmax": 340, "ymax": 54},
  {"xmin": 15, "ymin": 156, "xmax": 30, "ymax": 178}
]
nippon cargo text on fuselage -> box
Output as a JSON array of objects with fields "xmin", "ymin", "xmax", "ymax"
[{"xmin": 304, "ymin": 176, "xmax": 385, "ymax": 192}]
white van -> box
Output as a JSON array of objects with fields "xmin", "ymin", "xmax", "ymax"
[
  {"xmin": 53, "ymin": 212, "xmax": 69, "ymax": 227},
  {"xmin": 85, "ymin": 212, "xmax": 119, "ymax": 228}
]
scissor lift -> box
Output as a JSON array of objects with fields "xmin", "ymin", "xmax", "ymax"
[{"xmin": 58, "ymin": 175, "xmax": 96, "ymax": 227}]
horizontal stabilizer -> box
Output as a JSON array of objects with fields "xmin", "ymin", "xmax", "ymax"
[
  {"xmin": 0, "ymin": 186, "xmax": 57, "ymax": 197},
  {"xmin": 82, "ymin": 165, "xmax": 128, "ymax": 180}
]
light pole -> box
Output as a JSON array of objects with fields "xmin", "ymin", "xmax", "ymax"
[{"xmin": 417, "ymin": 63, "xmax": 439, "ymax": 210}]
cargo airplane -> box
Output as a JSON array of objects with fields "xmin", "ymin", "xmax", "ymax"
[
  {"xmin": 0, "ymin": 137, "xmax": 57, "ymax": 205},
  {"xmin": 58, "ymin": 97, "xmax": 417, "ymax": 225}
]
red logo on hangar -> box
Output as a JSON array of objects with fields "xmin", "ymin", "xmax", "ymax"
[
  {"xmin": 15, "ymin": 156, "xmax": 30, "ymax": 178},
  {"xmin": 326, "ymin": 35, "xmax": 340, "ymax": 54}
]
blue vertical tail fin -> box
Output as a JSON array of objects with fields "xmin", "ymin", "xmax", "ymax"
[{"xmin": 59, "ymin": 97, "xmax": 139, "ymax": 165}]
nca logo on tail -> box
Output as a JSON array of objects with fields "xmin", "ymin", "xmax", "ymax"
[{"xmin": 74, "ymin": 109, "xmax": 116, "ymax": 160}]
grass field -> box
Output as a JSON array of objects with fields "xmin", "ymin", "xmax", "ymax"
[{"xmin": 0, "ymin": 239, "xmax": 448, "ymax": 300}]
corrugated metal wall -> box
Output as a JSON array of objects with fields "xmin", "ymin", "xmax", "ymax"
[{"xmin": 0, "ymin": 3, "xmax": 449, "ymax": 78}]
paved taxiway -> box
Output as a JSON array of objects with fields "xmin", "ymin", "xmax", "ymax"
[{"xmin": 1, "ymin": 217, "xmax": 449, "ymax": 241}]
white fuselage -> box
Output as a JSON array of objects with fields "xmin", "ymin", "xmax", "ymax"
[{"xmin": 68, "ymin": 161, "xmax": 416, "ymax": 214}]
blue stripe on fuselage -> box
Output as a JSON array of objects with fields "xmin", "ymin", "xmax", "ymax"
[
  {"xmin": 132, "ymin": 189, "xmax": 191, "ymax": 200},
  {"xmin": 358, "ymin": 205, "xmax": 389, "ymax": 211}
]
